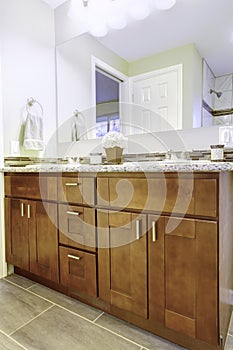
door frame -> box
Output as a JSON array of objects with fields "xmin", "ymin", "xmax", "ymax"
[
  {"xmin": 91, "ymin": 56, "xmax": 129, "ymax": 136},
  {"xmin": 129, "ymin": 64, "xmax": 183, "ymax": 130}
]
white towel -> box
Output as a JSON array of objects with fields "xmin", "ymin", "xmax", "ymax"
[
  {"xmin": 71, "ymin": 114, "xmax": 87, "ymax": 141},
  {"xmin": 23, "ymin": 112, "xmax": 44, "ymax": 151}
]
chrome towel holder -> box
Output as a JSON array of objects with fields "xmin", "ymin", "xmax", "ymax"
[{"xmin": 26, "ymin": 97, "xmax": 44, "ymax": 116}]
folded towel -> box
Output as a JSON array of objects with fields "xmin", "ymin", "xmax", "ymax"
[
  {"xmin": 23, "ymin": 112, "xmax": 44, "ymax": 151},
  {"xmin": 71, "ymin": 113, "xmax": 87, "ymax": 141}
]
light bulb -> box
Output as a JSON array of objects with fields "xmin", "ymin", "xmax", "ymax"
[
  {"xmin": 107, "ymin": 0, "xmax": 127, "ymax": 30},
  {"xmin": 89, "ymin": 24, "xmax": 108, "ymax": 37},
  {"xmin": 87, "ymin": 0, "xmax": 109, "ymax": 37},
  {"xmin": 154, "ymin": 0, "xmax": 176, "ymax": 10},
  {"xmin": 128, "ymin": 0, "xmax": 150, "ymax": 20}
]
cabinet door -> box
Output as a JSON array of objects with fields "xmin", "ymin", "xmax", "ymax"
[
  {"xmin": 148, "ymin": 215, "xmax": 165, "ymax": 324},
  {"xmin": 5, "ymin": 198, "xmax": 29, "ymax": 270},
  {"xmin": 98, "ymin": 210, "xmax": 147, "ymax": 318},
  {"xmin": 164, "ymin": 217, "xmax": 218, "ymax": 345},
  {"xmin": 29, "ymin": 202, "xmax": 59, "ymax": 283}
]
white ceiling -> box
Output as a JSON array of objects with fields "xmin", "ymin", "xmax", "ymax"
[{"xmin": 43, "ymin": 0, "xmax": 233, "ymax": 76}]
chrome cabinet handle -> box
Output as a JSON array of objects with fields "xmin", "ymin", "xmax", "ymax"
[
  {"xmin": 152, "ymin": 221, "xmax": 157, "ymax": 242},
  {"xmin": 65, "ymin": 183, "xmax": 80, "ymax": 186},
  {"xmin": 66, "ymin": 211, "xmax": 80, "ymax": 216},
  {"xmin": 21, "ymin": 203, "xmax": 24, "ymax": 217},
  {"xmin": 136, "ymin": 220, "xmax": 140, "ymax": 240},
  {"xmin": 27, "ymin": 204, "xmax": 31, "ymax": 219},
  {"xmin": 67, "ymin": 254, "xmax": 81, "ymax": 261}
]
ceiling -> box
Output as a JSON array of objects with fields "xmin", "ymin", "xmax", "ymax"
[{"xmin": 43, "ymin": 0, "xmax": 233, "ymax": 77}]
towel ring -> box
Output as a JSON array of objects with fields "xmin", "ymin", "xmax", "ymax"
[
  {"xmin": 73, "ymin": 109, "xmax": 85, "ymax": 120},
  {"xmin": 26, "ymin": 97, "xmax": 44, "ymax": 116}
]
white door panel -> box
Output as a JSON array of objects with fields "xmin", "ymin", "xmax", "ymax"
[{"xmin": 130, "ymin": 65, "xmax": 182, "ymax": 133}]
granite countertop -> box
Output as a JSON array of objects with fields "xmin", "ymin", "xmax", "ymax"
[{"xmin": 1, "ymin": 160, "xmax": 233, "ymax": 173}]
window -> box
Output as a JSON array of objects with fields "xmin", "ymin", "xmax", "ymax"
[{"xmin": 95, "ymin": 68, "xmax": 121, "ymax": 138}]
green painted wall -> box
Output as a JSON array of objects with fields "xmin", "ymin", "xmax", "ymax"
[{"xmin": 128, "ymin": 44, "xmax": 203, "ymax": 129}]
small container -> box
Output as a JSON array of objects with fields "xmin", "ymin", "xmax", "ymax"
[
  {"xmin": 90, "ymin": 153, "xmax": 102, "ymax": 165},
  {"xmin": 210, "ymin": 145, "xmax": 224, "ymax": 161}
]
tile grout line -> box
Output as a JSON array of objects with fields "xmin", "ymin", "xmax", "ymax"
[
  {"xmin": 0, "ymin": 329, "xmax": 29, "ymax": 350},
  {"xmin": 3, "ymin": 277, "xmax": 37, "ymax": 290},
  {"xmin": 92, "ymin": 311, "xmax": 105, "ymax": 323},
  {"xmin": 3, "ymin": 278, "xmax": 56, "ymax": 304},
  {"xmin": 26, "ymin": 283, "xmax": 38, "ymax": 290},
  {"xmin": 3, "ymin": 278, "xmax": 36, "ymax": 291},
  {"xmin": 9, "ymin": 305, "xmax": 55, "ymax": 337},
  {"xmin": 3, "ymin": 278, "xmax": 154, "ymax": 350},
  {"xmin": 3, "ymin": 277, "xmax": 150, "ymax": 350},
  {"xmin": 56, "ymin": 303, "xmax": 148, "ymax": 349}
]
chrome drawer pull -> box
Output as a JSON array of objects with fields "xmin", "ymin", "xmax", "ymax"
[
  {"xmin": 65, "ymin": 183, "xmax": 80, "ymax": 186},
  {"xmin": 21, "ymin": 203, "xmax": 24, "ymax": 217},
  {"xmin": 66, "ymin": 211, "xmax": 80, "ymax": 216},
  {"xmin": 27, "ymin": 204, "xmax": 31, "ymax": 219},
  {"xmin": 68, "ymin": 254, "xmax": 81, "ymax": 261},
  {"xmin": 152, "ymin": 221, "xmax": 157, "ymax": 242},
  {"xmin": 136, "ymin": 220, "xmax": 140, "ymax": 240}
]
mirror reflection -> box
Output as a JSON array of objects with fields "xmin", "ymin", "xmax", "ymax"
[
  {"xmin": 55, "ymin": 0, "xmax": 233, "ymax": 142},
  {"xmin": 56, "ymin": 33, "xmax": 198, "ymax": 142}
]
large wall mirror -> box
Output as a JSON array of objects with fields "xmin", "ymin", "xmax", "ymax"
[{"xmin": 55, "ymin": 0, "xmax": 233, "ymax": 143}]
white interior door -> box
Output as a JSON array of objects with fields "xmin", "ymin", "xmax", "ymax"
[{"xmin": 130, "ymin": 65, "xmax": 182, "ymax": 134}]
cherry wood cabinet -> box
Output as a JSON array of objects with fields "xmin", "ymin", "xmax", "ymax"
[
  {"xmin": 29, "ymin": 201, "xmax": 58, "ymax": 282},
  {"xmin": 96, "ymin": 172, "xmax": 232, "ymax": 350},
  {"xmin": 98, "ymin": 210, "xmax": 147, "ymax": 318},
  {"xmin": 59, "ymin": 246, "xmax": 97, "ymax": 297},
  {"xmin": 4, "ymin": 174, "xmax": 59, "ymax": 282},
  {"xmin": 97, "ymin": 174, "xmax": 217, "ymax": 217},
  {"xmin": 58, "ymin": 204, "xmax": 96, "ymax": 253},
  {"xmin": 5, "ymin": 198, "xmax": 29, "ymax": 271},
  {"xmin": 57, "ymin": 174, "xmax": 97, "ymax": 298},
  {"xmin": 57, "ymin": 175, "xmax": 95, "ymax": 206},
  {"xmin": 5, "ymin": 198, "xmax": 58, "ymax": 282},
  {"xmin": 149, "ymin": 216, "xmax": 218, "ymax": 345},
  {"xmin": 4, "ymin": 171, "xmax": 233, "ymax": 350}
]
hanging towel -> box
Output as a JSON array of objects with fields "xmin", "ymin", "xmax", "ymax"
[
  {"xmin": 23, "ymin": 112, "xmax": 44, "ymax": 151},
  {"xmin": 71, "ymin": 113, "xmax": 87, "ymax": 141}
]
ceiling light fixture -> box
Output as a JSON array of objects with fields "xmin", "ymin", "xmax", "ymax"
[
  {"xmin": 153, "ymin": 0, "xmax": 177, "ymax": 10},
  {"xmin": 68, "ymin": 0, "xmax": 177, "ymax": 37}
]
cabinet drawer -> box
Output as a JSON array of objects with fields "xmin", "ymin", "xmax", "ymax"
[
  {"xmin": 97, "ymin": 176, "xmax": 217, "ymax": 218},
  {"xmin": 58, "ymin": 176, "xmax": 95, "ymax": 205},
  {"xmin": 59, "ymin": 204, "xmax": 96, "ymax": 252},
  {"xmin": 59, "ymin": 246, "xmax": 97, "ymax": 297},
  {"xmin": 4, "ymin": 174, "xmax": 57, "ymax": 201}
]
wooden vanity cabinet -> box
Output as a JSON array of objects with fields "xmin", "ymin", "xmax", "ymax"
[
  {"xmin": 98, "ymin": 210, "xmax": 147, "ymax": 318},
  {"xmin": 59, "ymin": 246, "xmax": 97, "ymax": 297},
  {"xmin": 4, "ymin": 171, "xmax": 232, "ymax": 350},
  {"xmin": 57, "ymin": 174, "xmax": 95, "ymax": 206},
  {"xmin": 96, "ymin": 172, "xmax": 232, "ymax": 350},
  {"xmin": 58, "ymin": 173, "xmax": 97, "ymax": 298},
  {"xmin": 4, "ymin": 174, "xmax": 59, "ymax": 283},
  {"xmin": 148, "ymin": 215, "xmax": 218, "ymax": 345},
  {"xmin": 97, "ymin": 174, "xmax": 217, "ymax": 217}
]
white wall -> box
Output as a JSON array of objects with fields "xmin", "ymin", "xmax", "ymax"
[
  {"xmin": 0, "ymin": 0, "xmax": 57, "ymax": 157},
  {"xmin": 0, "ymin": 54, "xmax": 7, "ymax": 278},
  {"xmin": 0, "ymin": 0, "xmax": 57, "ymax": 277},
  {"xmin": 56, "ymin": 33, "xmax": 128, "ymax": 142}
]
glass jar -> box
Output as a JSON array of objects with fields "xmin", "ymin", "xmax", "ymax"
[
  {"xmin": 90, "ymin": 153, "xmax": 102, "ymax": 165},
  {"xmin": 210, "ymin": 145, "xmax": 224, "ymax": 161}
]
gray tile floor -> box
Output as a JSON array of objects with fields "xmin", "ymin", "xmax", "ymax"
[{"xmin": 0, "ymin": 274, "xmax": 231, "ymax": 350}]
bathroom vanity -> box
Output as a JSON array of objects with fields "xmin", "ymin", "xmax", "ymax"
[{"xmin": 3, "ymin": 163, "xmax": 233, "ymax": 350}]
